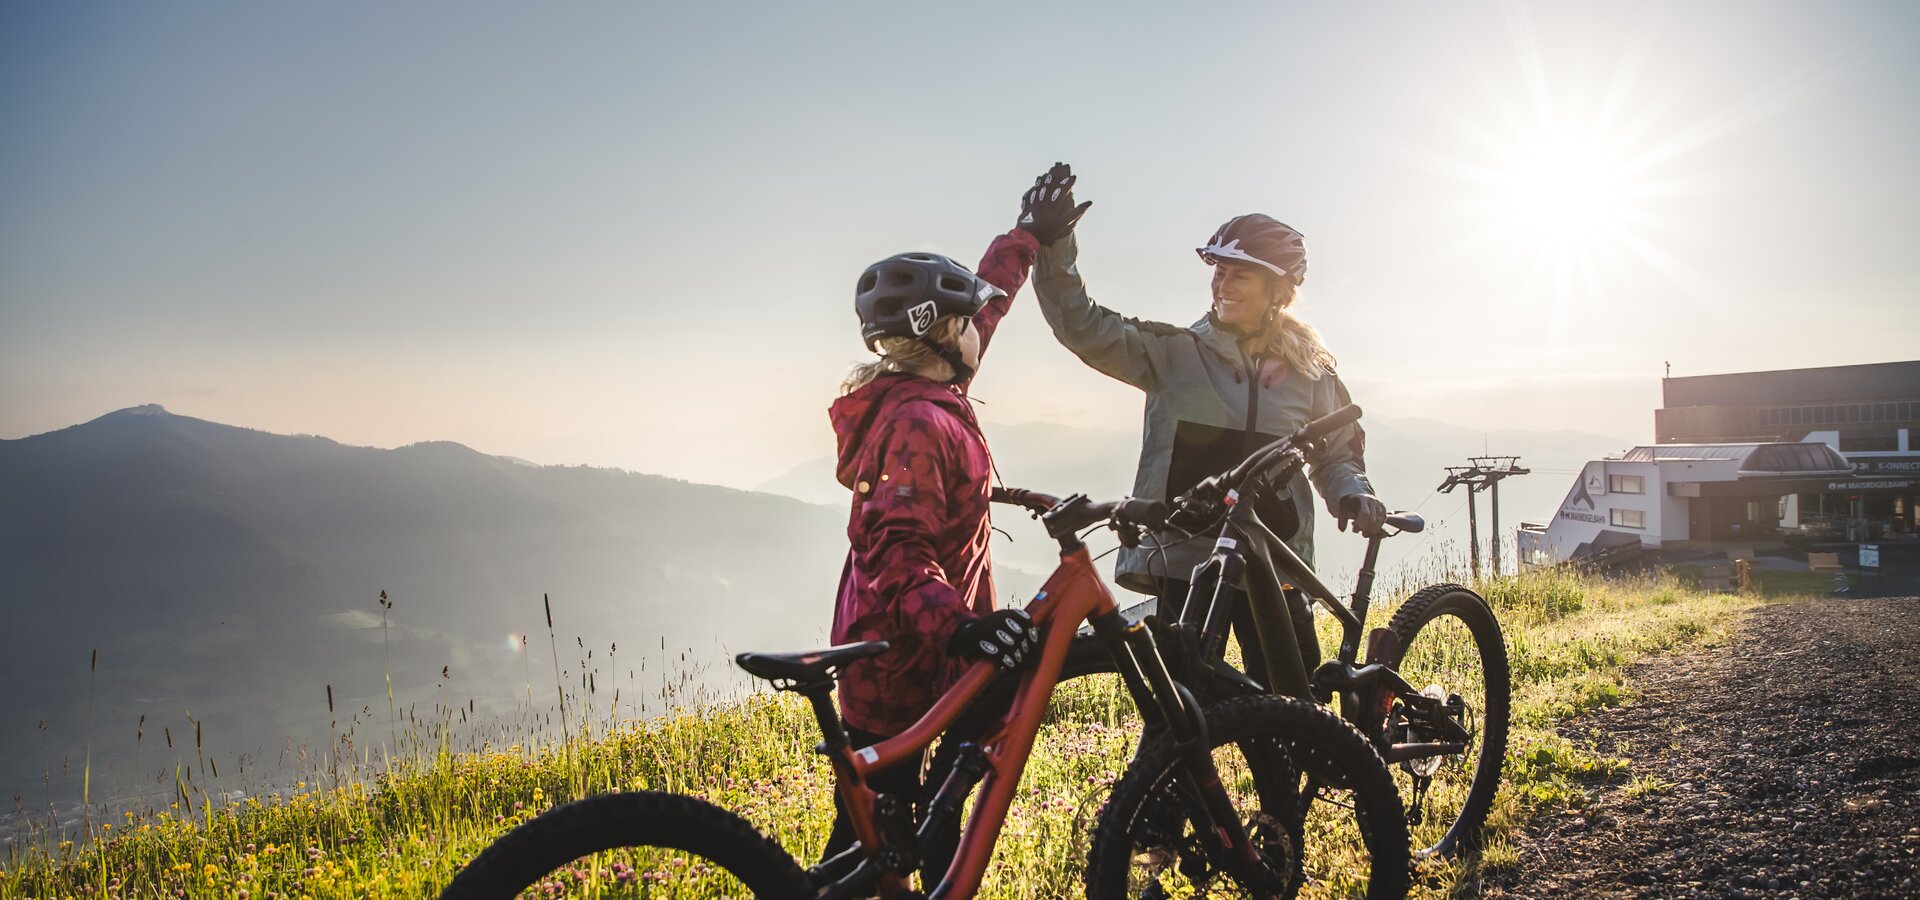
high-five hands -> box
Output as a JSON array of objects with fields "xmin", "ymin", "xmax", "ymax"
[{"xmin": 1016, "ymin": 161, "xmax": 1092, "ymax": 246}]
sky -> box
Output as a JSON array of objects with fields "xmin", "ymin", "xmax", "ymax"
[{"xmin": 3, "ymin": 1, "xmax": 1918, "ymax": 490}]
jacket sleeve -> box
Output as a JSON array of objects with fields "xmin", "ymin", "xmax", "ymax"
[
  {"xmin": 850, "ymin": 409, "xmax": 977, "ymax": 647},
  {"xmin": 1306, "ymin": 369, "xmax": 1376, "ymax": 514},
  {"xmin": 1031, "ymin": 232, "xmax": 1174, "ymax": 390},
  {"xmin": 968, "ymin": 228, "xmax": 1039, "ymax": 359}
]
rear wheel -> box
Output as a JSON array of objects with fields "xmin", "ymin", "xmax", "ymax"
[
  {"xmin": 1086, "ymin": 696, "xmax": 1410, "ymax": 899},
  {"xmin": 1382, "ymin": 584, "xmax": 1510, "ymax": 860},
  {"xmin": 438, "ymin": 791, "xmax": 811, "ymax": 899}
]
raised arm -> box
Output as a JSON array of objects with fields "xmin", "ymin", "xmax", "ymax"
[
  {"xmin": 967, "ymin": 228, "xmax": 1040, "ymax": 357},
  {"xmin": 1032, "ymin": 232, "xmax": 1177, "ymax": 390}
]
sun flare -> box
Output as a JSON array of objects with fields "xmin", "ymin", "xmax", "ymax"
[
  {"xmin": 1407, "ymin": 5, "xmax": 1827, "ymax": 335},
  {"xmin": 1495, "ymin": 123, "xmax": 1632, "ymax": 247}
]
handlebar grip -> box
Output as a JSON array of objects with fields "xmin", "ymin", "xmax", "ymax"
[
  {"xmin": 991, "ymin": 487, "xmax": 1060, "ymax": 515},
  {"xmin": 1114, "ymin": 497, "xmax": 1170, "ymax": 529},
  {"xmin": 1293, "ymin": 404, "xmax": 1362, "ymax": 445}
]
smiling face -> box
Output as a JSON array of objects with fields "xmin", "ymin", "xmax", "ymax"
[{"xmin": 1210, "ymin": 260, "xmax": 1283, "ymax": 331}]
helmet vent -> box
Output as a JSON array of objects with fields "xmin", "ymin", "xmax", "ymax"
[
  {"xmin": 886, "ymin": 271, "xmax": 914, "ymax": 287},
  {"xmin": 857, "ymin": 273, "xmax": 878, "ymax": 293},
  {"xmin": 939, "ymin": 275, "xmax": 967, "ymax": 293}
]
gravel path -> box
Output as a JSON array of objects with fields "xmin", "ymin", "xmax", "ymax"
[{"xmin": 1485, "ymin": 595, "xmax": 1920, "ymax": 899}]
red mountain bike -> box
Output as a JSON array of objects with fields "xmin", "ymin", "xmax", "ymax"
[{"xmin": 441, "ymin": 423, "xmax": 1411, "ymax": 898}]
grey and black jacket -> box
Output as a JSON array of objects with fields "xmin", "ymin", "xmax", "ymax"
[{"xmin": 1032, "ymin": 233, "xmax": 1374, "ymax": 595}]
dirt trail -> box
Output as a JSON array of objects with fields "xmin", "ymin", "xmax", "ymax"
[{"xmin": 1485, "ymin": 595, "xmax": 1920, "ymax": 899}]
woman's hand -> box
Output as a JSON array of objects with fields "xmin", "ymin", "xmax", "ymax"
[
  {"xmin": 1338, "ymin": 493, "xmax": 1389, "ymax": 535},
  {"xmin": 1016, "ymin": 161, "xmax": 1092, "ymax": 246}
]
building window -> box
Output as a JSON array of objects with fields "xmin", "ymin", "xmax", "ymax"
[
  {"xmin": 1609, "ymin": 474, "xmax": 1645, "ymax": 494},
  {"xmin": 1840, "ymin": 432, "xmax": 1898, "ymax": 452},
  {"xmin": 1610, "ymin": 508, "xmax": 1645, "ymax": 529}
]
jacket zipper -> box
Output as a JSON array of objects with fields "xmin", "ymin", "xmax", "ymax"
[{"xmin": 1240, "ymin": 346, "xmax": 1262, "ymax": 456}]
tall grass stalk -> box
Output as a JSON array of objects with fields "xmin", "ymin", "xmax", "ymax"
[
  {"xmin": 81, "ymin": 649, "xmax": 96, "ymax": 830},
  {"xmin": 380, "ymin": 590, "xmax": 397, "ymax": 754}
]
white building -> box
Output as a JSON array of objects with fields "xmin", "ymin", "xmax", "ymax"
[
  {"xmin": 1520, "ymin": 361, "xmax": 1920, "ymax": 568},
  {"xmin": 1516, "ymin": 442, "xmax": 1854, "ymax": 567}
]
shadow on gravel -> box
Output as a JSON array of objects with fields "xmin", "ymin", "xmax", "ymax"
[{"xmin": 1484, "ymin": 595, "xmax": 1920, "ymax": 899}]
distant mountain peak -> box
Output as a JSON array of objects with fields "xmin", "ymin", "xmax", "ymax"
[{"xmin": 73, "ymin": 404, "xmax": 179, "ymax": 428}]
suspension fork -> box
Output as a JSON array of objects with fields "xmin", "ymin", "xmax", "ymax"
[{"xmin": 1093, "ymin": 610, "xmax": 1273, "ymax": 883}]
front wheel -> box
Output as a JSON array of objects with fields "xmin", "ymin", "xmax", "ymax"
[
  {"xmin": 1086, "ymin": 696, "xmax": 1410, "ymax": 899},
  {"xmin": 438, "ymin": 791, "xmax": 813, "ymax": 899},
  {"xmin": 1382, "ymin": 584, "xmax": 1511, "ymax": 861}
]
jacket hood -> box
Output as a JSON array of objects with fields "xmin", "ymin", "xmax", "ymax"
[{"xmin": 829, "ymin": 373, "xmax": 970, "ymax": 489}]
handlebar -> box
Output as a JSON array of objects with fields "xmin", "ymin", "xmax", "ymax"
[
  {"xmin": 991, "ymin": 488, "xmax": 1169, "ymax": 546},
  {"xmin": 990, "ymin": 487, "xmax": 1060, "ymax": 516},
  {"xmin": 990, "ymin": 405, "xmax": 1376, "ymax": 544},
  {"xmin": 1294, "ymin": 403, "xmax": 1363, "ymax": 445}
]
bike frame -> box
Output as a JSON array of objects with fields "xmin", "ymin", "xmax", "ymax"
[
  {"xmin": 809, "ymin": 508, "xmax": 1247, "ymax": 900},
  {"xmin": 1173, "ymin": 448, "xmax": 1470, "ymax": 762}
]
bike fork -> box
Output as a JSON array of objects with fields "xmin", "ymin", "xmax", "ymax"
[{"xmin": 1094, "ymin": 610, "xmax": 1268, "ymax": 885}]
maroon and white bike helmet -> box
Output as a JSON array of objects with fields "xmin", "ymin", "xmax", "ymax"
[{"xmin": 1197, "ymin": 214, "xmax": 1308, "ymax": 284}]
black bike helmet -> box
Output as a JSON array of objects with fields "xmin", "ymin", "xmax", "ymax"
[
  {"xmin": 1197, "ymin": 214, "xmax": 1307, "ymax": 284},
  {"xmin": 854, "ymin": 252, "xmax": 1005, "ymax": 351}
]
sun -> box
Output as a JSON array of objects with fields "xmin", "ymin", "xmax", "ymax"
[
  {"xmin": 1494, "ymin": 122, "xmax": 1632, "ymax": 248},
  {"xmin": 1405, "ymin": 4, "xmax": 1825, "ymax": 335}
]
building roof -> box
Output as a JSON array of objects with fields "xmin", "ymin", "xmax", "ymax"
[
  {"xmin": 1662, "ymin": 359, "xmax": 1920, "ymax": 408},
  {"xmin": 1621, "ymin": 442, "xmax": 1854, "ymax": 476}
]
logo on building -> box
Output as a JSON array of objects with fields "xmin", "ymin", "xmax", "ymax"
[{"xmin": 1570, "ymin": 477, "xmax": 1596, "ymax": 510}]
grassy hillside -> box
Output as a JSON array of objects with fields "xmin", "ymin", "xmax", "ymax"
[{"xmin": 2, "ymin": 569, "xmax": 1762, "ymax": 899}]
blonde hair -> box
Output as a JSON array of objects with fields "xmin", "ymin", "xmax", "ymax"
[
  {"xmin": 841, "ymin": 317, "xmax": 965, "ymax": 394},
  {"xmin": 1255, "ymin": 282, "xmax": 1337, "ymax": 380}
]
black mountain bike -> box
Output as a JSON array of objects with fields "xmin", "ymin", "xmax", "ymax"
[{"xmin": 1098, "ymin": 405, "xmax": 1511, "ymax": 862}]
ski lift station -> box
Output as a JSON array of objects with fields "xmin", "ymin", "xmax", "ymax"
[{"xmin": 1518, "ymin": 360, "xmax": 1920, "ymax": 567}]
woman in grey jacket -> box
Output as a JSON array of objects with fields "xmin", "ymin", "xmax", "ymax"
[{"xmin": 1021, "ymin": 164, "xmax": 1386, "ymax": 683}]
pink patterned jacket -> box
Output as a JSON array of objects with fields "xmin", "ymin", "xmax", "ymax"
[{"xmin": 827, "ymin": 229, "xmax": 1038, "ymax": 735}]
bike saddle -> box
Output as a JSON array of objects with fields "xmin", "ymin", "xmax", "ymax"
[{"xmin": 735, "ymin": 641, "xmax": 890, "ymax": 688}]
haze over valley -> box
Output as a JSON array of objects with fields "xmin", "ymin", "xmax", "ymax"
[{"xmin": 2, "ymin": 403, "xmax": 1625, "ymax": 816}]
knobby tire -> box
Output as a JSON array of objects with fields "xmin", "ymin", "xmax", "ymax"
[
  {"xmin": 1086, "ymin": 695, "xmax": 1411, "ymax": 899},
  {"xmin": 438, "ymin": 790, "xmax": 812, "ymax": 900},
  {"xmin": 1383, "ymin": 583, "xmax": 1511, "ymax": 860}
]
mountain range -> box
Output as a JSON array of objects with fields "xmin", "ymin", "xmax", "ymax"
[{"xmin": 0, "ymin": 405, "xmax": 846, "ymax": 811}]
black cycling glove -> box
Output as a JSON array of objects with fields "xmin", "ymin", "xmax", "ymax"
[
  {"xmin": 948, "ymin": 609, "xmax": 1040, "ymax": 670},
  {"xmin": 1016, "ymin": 161, "xmax": 1093, "ymax": 246}
]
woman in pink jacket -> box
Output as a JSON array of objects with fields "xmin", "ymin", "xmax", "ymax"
[{"xmin": 817, "ymin": 165, "xmax": 1089, "ymax": 882}]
